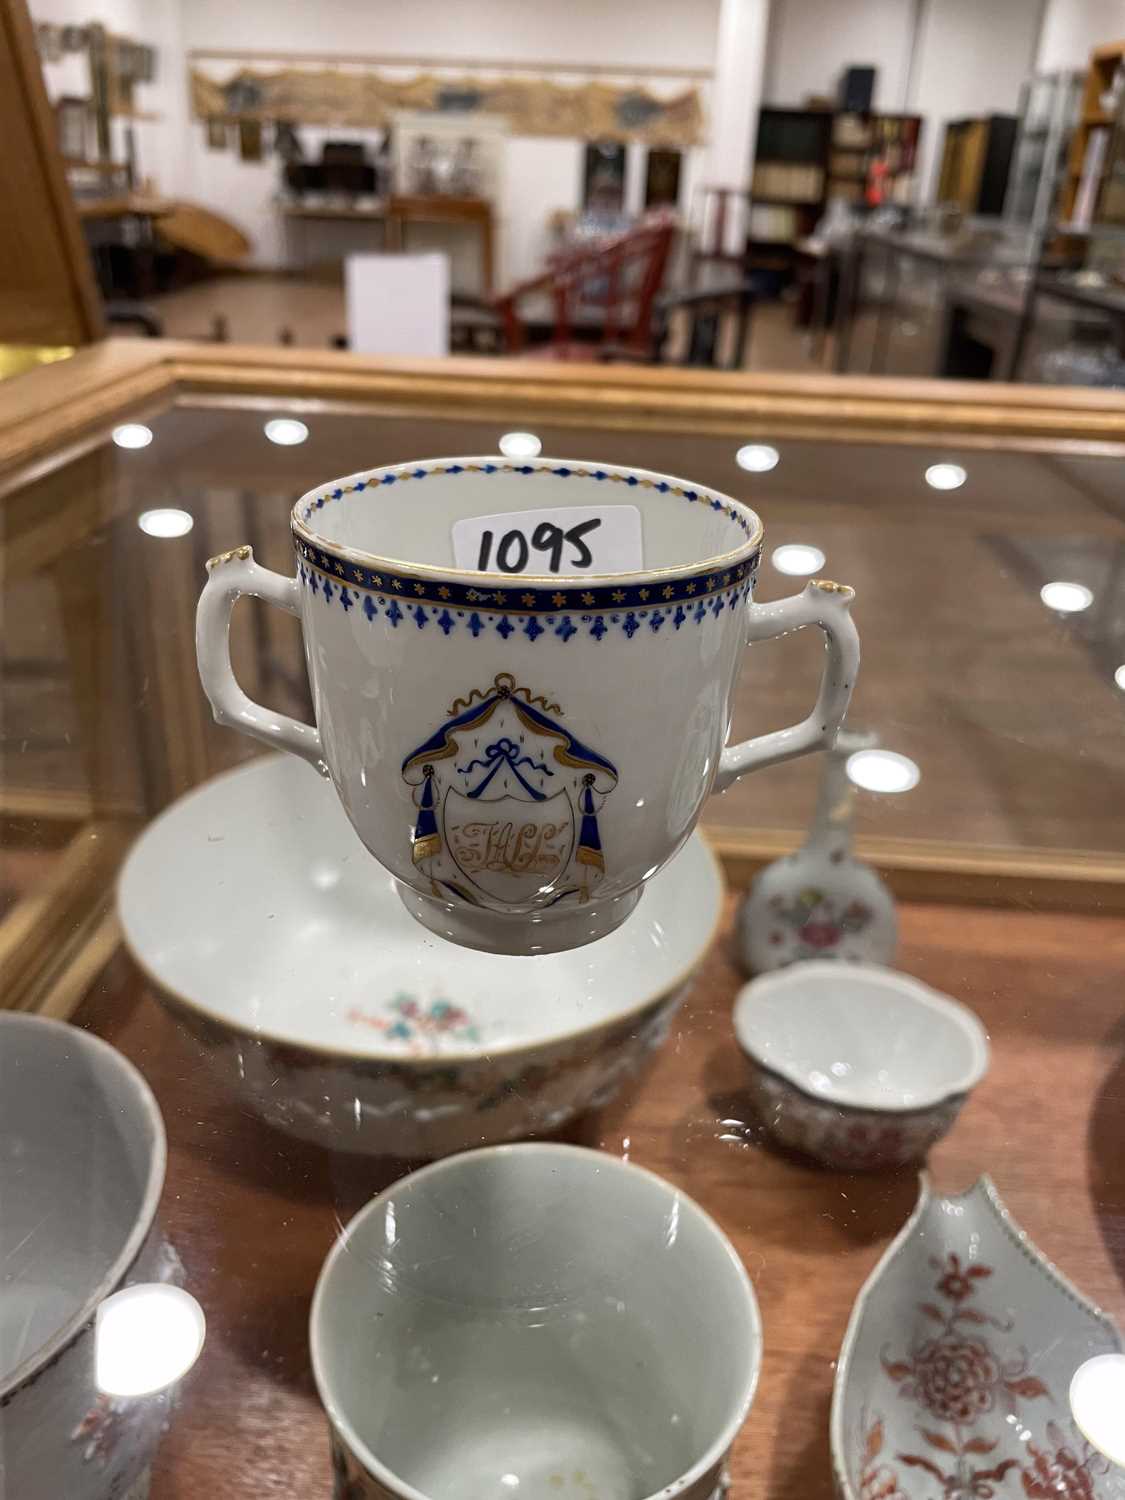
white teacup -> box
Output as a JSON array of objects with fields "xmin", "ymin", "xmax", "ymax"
[
  {"xmin": 0, "ymin": 1015, "xmax": 176, "ymax": 1500},
  {"xmin": 197, "ymin": 456, "xmax": 859, "ymax": 954},
  {"xmin": 310, "ymin": 1142, "xmax": 761, "ymax": 1500}
]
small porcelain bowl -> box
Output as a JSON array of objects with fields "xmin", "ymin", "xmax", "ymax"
[{"xmin": 732, "ymin": 961, "xmax": 989, "ymax": 1171}]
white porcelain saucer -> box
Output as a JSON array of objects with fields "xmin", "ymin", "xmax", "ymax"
[{"xmin": 118, "ymin": 755, "xmax": 723, "ymax": 1155}]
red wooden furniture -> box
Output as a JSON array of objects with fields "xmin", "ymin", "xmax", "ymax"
[
  {"xmin": 692, "ymin": 184, "xmax": 751, "ymax": 269},
  {"xmin": 492, "ymin": 214, "xmax": 676, "ymax": 360}
]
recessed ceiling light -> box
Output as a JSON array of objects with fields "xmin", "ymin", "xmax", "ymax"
[
  {"xmin": 138, "ymin": 507, "xmax": 194, "ymax": 538},
  {"xmin": 95, "ymin": 1284, "xmax": 206, "ymax": 1397},
  {"xmin": 772, "ymin": 543, "xmax": 826, "ymax": 576},
  {"xmin": 264, "ymin": 417, "xmax": 309, "ymax": 446},
  {"xmin": 736, "ymin": 443, "xmax": 779, "ymax": 473},
  {"xmin": 1070, "ymin": 1354, "xmax": 1125, "ymax": 1468},
  {"xmin": 112, "ymin": 423, "xmax": 153, "ymax": 450},
  {"xmin": 499, "ymin": 431, "xmax": 542, "ymax": 458},
  {"xmin": 924, "ymin": 463, "xmax": 966, "ymax": 490},
  {"xmin": 1115, "ymin": 664, "xmax": 1125, "ymax": 691},
  {"xmin": 846, "ymin": 748, "xmax": 920, "ymax": 794},
  {"xmin": 1040, "ymin": 580, "xmax": 1093, "ymax": 613}
]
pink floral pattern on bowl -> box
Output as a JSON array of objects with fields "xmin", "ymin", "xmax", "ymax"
[
  {"xmin": 347, "ymin": 995, "xmax": 481, "ymax": 1055},
  {"xmin": 832, "ymin": 1177, "xmax": 1125, "ymax": 1500},
  {"xmin": 745, "ymin": 1066, "xmax": 963, "ymax": 1171},
  {"xmin": 733, "ymin": 964, "xmax": 988, "ymax": 1172}
]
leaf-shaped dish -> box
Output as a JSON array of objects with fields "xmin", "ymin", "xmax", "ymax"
[{"xmin": 831, "ymin": 1176, "xmax": 1125, "ymax": 1500}]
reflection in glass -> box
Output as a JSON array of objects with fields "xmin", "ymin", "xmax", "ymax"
[
  {"xmin": 846, "ymin": 749, "xmax": 921, "ymax": 794},
  {"xmin": 498, "ymin": 431, "xmax": 542, "ymax": 457},
  {"xmin": 772, "ymin": 544, "xmax": 826, "ymax": 576},
  {"xmin": 264, "ymin": 418, "xmax": 309, "ymax": 446},
  {"xmin": 112, "ymin": 423, "xmax": 153, "ymax": 450},
  {"xmin": 138, "ymin": 508, "xmax": 194, "ymax": 538},
  {"xmin": 924, "ymin": 463, "xmax": 967, "ymax": 491},
  {"xmin": 736, "ymin": 444, "xmax": 779, "ymax": 473},
  {"xmin": 1040, "ymin": 580, "xmax": 1093, "ymax": 613},
  {"xmin": 1069, "ymin": 1354, "xmax": 1125, "ymax": 1467},
  {"xmin": 95, "ymin": 1285, "xmax": 206, "ymax": 1397}
]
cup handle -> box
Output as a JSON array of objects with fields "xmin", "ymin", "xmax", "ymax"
[
  {"xmin": 712, "ymin": 579, "xmax": 859, "ymax": 796},
  {"xmin": 195, "ymin": 545, "xmax": 327, "ymax": 775}
]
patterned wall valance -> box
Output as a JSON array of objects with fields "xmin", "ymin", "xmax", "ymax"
[{"xmin": 189, "ymin": 66, "xmax": 705, "ymax": 146}]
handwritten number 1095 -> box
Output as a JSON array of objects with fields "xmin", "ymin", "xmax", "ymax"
[{"xmin": 476, "ymin": 518, "xmax": 602, "ymax": 574}]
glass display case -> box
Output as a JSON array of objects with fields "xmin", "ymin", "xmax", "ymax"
[
  {"xmin": 2, "ymin": 343, "xmax": 1124, "ymax": 1498},
  {"xmin": 836, "ymin": 218, "xmax": 1043, "ymax": 378},
  {"xmin": 1008, "ymin": 225, "xmax": 1125, "ymax": 385},
  {"xmin": 1004, "ymin": 70, "xmax": 1084, "ymax": 235}
]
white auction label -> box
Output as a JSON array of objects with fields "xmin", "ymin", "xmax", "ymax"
[{"xmin": 452, "ymin": 505, "xmax": 643, "ymax": 576}]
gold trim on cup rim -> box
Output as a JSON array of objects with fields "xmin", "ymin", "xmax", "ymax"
[{"xmin": 289, "ymin": 455, "xmax": 766, "ymax": 589}]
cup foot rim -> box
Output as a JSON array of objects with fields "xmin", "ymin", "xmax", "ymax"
[{"xmin": 395, "ymin": 882, "xmax": 644, "ymax": 955}]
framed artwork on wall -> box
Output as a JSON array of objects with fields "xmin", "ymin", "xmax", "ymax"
[
  {"xmin": 55, "ymin": 96, "xmax": 90, "ymax": 161},
  {"xmin": 238, "ymin": 118, "xmax": 263, "ymax": 162},
  {"xmin": 583, "ymin": 141, "xmax": 626, "ymax": 212}
]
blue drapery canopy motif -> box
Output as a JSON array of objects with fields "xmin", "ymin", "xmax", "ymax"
[{"xmin": 402, "ymin": 673, "xmax": 618, "ymax": 910}]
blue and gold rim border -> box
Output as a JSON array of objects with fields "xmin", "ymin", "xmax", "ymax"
[
  {"xmin": 293, "ymin": 535, "xmax": 759, "ymax": 614},
  {"xmin": 289, "ymin": 457, "xmax": 763, "ymax": 614}
]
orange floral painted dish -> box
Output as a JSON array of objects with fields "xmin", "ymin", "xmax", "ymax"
[{"xmin": 831, "ymin": 1176, "xmax": 1125, "ymax": 1500}]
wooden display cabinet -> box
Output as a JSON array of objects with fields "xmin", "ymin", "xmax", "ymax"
[
  {"xmin": 937, "ymin": 115, "xmax": 1018, "ymax": 215},
  {"xmin": 1059, "ymin": 37, "xmax": 1125, "ymax": 222}
]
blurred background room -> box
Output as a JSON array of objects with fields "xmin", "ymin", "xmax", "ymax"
[{"xmin": 6, "ymin": 0, "xmax": 1125, "ymax": 383}]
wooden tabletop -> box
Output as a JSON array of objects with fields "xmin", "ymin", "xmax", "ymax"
[
  {"xmin": 73, "ymin": 898, "xmax": 1125, "ymax": 1498},
  {"xmin": 279, "ymin": 201, "xmax": 388, "ymax": 221},
  {"xmin": 74, "ymin": 194, "xmax": 176, "ymax": 220},
  {"xmin": 388, "ymin": 194, "xmax": 493, "ymax": 223}
]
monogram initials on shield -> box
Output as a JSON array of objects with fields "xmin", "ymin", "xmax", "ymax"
[{"xmin": 402, "ymin": 674, "xmax": 618, "ymax": 913}]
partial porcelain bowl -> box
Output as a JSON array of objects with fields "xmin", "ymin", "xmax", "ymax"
[
  {"xmin": 732, "ymin": 961, "xmax": 989, "ymax": 1170},
  {"xmin": 118, "ymin": 755, "xmax": 724, "ymax": 1158},
  {"xmin": 0, "ymin": 1014, "xmax": 177, "ymax": 1500},
  {"xmin": 831, "ymin": 1175, "xmax": 1125, "ymax": 1500}
]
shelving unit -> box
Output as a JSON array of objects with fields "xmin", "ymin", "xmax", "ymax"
[
  {"xmin": 827, "ymin": 112, "xmax": 922, "ymax": 207},
  {"xmin": 1059, "ymin": 38, "xmax": 1125, "ymax": 222},
  {"xmin": 747, "ymin": 106, "xmax": 831, "ymax": 275}
]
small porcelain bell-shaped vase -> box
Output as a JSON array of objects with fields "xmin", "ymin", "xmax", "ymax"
[{"xmin": 738, "ymin": 730, "xmax": 897, "ymax": 974}]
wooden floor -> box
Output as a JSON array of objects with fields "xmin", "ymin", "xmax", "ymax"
[
  {"xmin": 149, "ymin": 274, "xmax": 352, "ymax": 350},
  {"xmin": 73, "ymin": 896, "xmax": 1125, "ymax": 1500},
  {"xmin": 146, "ymin": 272, "xmax": 824, "ymax": 374}
]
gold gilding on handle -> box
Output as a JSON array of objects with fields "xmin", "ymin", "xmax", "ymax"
[
  {"xmin": 810, "ymin": 578, "xmax": 854, "ymax": 597},
  {"xmin": 206, "ymin": 545, "xmax": 252, "ymax": 570}
]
